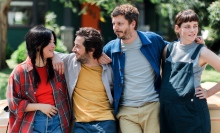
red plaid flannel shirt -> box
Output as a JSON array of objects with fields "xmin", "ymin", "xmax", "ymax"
[{"xmin": 7, "ymin": 57, "xmax": 72, "ymax": 133}]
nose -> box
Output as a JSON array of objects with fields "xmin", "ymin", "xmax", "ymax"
[
  {"xmin": 113, "ymin": 25, "xmax": 118, "ymax": 31},
  {"xmin": 72, "ymin": 45, "xmax": 76, "ymax": 52},
  {"xmin": 190, "ymin": 27, "xmax": 195, "ymax": 32},
  {"xmin": 51, "ymin": 42, "xmax": 55, "ymax": 48}
]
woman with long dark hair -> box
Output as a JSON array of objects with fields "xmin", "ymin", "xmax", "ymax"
[{"xmin": 7, "ymin": 25, "xmax": 72, "ymax": 133}]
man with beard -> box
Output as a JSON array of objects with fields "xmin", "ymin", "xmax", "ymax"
[
  {"xmin": 103, "ymin": 4, "xmax": 203, "ymax": 133},
  {"xmin": 53, "ymin": 27, "xmax": 117, "ymax": 133}
]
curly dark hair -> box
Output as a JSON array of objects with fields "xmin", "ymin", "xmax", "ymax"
[
  {"xmin": 111, "ymin": 4, "xmax": 139, "ymax": 30},
  {"xmin": 25, "ymin": 25, "xmax": 56, "ymax": 88},
  {"xmin": 75, "ymin": 27, "xmax": 104, "ymax": 59}
]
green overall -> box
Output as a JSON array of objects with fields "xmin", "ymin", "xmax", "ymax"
[{"xmin": 160, "ymin": 43, "xmax": 211, "ymax": 133}]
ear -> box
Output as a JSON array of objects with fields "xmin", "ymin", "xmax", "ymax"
[
  {"xmin": 174, "ymin": 25, "xmax": 180, "ymax": 33},
  {"xmin": 131, "ymin": 20, "xmax": 136, "ymax": 28},
  {"xmin": 88, "ymin": 48, "xmax": 95, "ymax": 57}
]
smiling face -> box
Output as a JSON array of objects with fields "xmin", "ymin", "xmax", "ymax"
[
  {"xmin": 112, "ymin": 15, "xmax": 135, "ymax": 40},
  {"xmin": 72, "ymin": 36, "xmax": 90, "ymax": 64},
  {"xmin": 43, "ymin": 34, "xmax": 55, "ymax": 58},
  {"xmin": 175, "ymin": 21, "xmax": 199, "ymax": 44}
]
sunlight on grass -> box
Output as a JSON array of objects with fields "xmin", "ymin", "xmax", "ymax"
[
  {"xmin": 0, "ymin": 59, "xmax": 17, "ymax": 100},
  {"xmin": 201, "ymin": 65, "xmax": 220, "ymax": 83},
  {"xmin": 0, "ymin": 68, "xmax": 11, "ymax": 99}
]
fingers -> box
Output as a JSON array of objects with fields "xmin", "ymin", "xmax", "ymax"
[
  {"xmin": 98, "ymin": 53, "xmax": 112, "ymax": 65},
  {"xmin": 195, "ymin": 87, "xmax": 207, "ymax": 99},
  {"xmin": 46, "ymin": 106, "xmax": 58, "ymax": 118},
  {"xmin": 53, "ymin": 62, "xmax": 64, "ymax": 74},
  {"xmin": 195, "ymin": 36, "xmax": 205, "ymax": 44}
]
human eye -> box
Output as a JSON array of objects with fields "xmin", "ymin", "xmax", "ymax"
[
  {"xmin": 75, "ymin": 44, "xmax": 79, "ymax": 48},
  {"xmin": 194, "ymin": 25, "xmax": 198, "ymax": 28},
  {"xmin": 184, "ymin": 25, "xmax": 190, "ymax": 29}
]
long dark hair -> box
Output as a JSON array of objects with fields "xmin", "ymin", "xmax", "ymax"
[{"xmin": 25, "ymin": 25, "xmax": 56, "ymax": 88}]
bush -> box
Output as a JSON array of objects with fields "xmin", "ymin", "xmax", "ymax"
[
  {"xmin": 11, "ymin": 39, "xmax": 68, "ymax": 63},
  {"xmin": 11, "ymin": 42, "xmax": 27, "ymax": 63},
  {"xmin": 6, "ymin": 44, "xmax": 14, "ymax": 59}
]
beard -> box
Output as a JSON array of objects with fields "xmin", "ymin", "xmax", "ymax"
[
  {"xmin": 115, "ymin": 28, "xmax": 132, "ymax": 40},
  {"xmin": 75, "ymin": 52, "xmax": 90, "ymax": 64}
]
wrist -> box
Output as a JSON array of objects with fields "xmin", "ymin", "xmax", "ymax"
[{"xmin": 37, "ymin": 104, "xmax": 41, "ymax": 111}]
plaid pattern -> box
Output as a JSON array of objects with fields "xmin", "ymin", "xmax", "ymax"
[{"xmin": 7, "ymin": 57, "xmax": 72, "ymax": 133}]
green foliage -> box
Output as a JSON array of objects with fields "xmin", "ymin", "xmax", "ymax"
[
  {"xmin": 6, "ymin": 44, "xmax": 13, "ymax": 59},
  {"xmin": 149, "ymin": 0, "xmax": 220, "ymax": 46},
  {"xmin": 55, "ymin": 0, "xmax": 143, "ymax": 18},
  {"xmin": 11, "ymin": 39, "xmax": 68, "ymax": 63},
  {"xmin": 45, "ymin": 12, "xmax": 60, "ymax": 36},
  {"xmin": 55, "ymin": 39, "xmax": 69, "ymax": 53},
  {"xmin": 208, "ymin": 1, "xmax": 220, "ymax": 35},
  {"xmin": 201, "ymin": 65, "xmax": 220, "ymax": 83},
  {"xmin": 11, "ymin": 41, "xmax": 27, "ymax": 63},
  {"xmin": 0, "ymin": 67, "xmax": 12, "ymax": 100}
]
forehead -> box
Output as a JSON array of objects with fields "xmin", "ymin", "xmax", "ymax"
[
  {"xmin": 112, "ymin": 15, "xmax": 127, "ymax": 23},
  {"xmin": 74, "ymin": 36, "xmax": 85, "ymax": 45},
  {"xmin": 181, "ymin": 21, "xmax": 198, "ymax": 26},
  {"xmin": 51, "ymin": 34, "xmax": 54, "ymax": 39}
]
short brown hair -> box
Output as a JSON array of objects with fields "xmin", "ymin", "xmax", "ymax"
[
  {"xmin": 111, "ymin": 4, "xmax": 139, "ymax": 30},
  {"xmin": 175, "ymin": 9, "xmax": 199, "ymax": 38}
]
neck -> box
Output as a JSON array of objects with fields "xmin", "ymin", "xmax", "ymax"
[
  {"xmin": 35, "ymin": 53, "xmax": 46, "ymax": 67},
  {"xmin": 179, "ymin": 39, "xmax": 194, "ymax": 45},
  {"xmin": 121, "ymin": 30, "xmax": 138, "ymax": 44},
  {"xmin": 84, "ymin": 58, "xmax": 100, "ymax": 67}
]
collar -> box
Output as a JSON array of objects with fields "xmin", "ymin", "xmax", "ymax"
[
  {"xmin": 111, "ymin": 31, "xmax": 152, "ymax": 53},
  {"xmin": 24, "ymin": 57, "xmax": 34, "ymax": 72}
]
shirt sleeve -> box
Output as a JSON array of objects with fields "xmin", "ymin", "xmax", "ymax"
[{"xmin": 7, "ymin": 70, "xmax": 29, "ymax": 119}]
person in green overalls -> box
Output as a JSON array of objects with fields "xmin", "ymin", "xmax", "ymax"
[{"xmin": 160, "ymin": 9, "xmax": 220, "ymax": 133}]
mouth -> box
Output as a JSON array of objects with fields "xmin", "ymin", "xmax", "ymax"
[
  {"xmin": 115, "ymin": 31, "xmax": 122, "ymax": 33},
  {"xmin": 49, "ymin": 50, "xmax": 54, "ymax": 53},
  {"xmin": 188, "ymin": 33, "xmax": 196, "ymax": 37}
]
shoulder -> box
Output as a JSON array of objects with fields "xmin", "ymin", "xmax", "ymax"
[
  {"xmin": 138, "ymin": 31, "xmax": 168, "ymax": 45},
  {"xmin": 11, "ymin": 61, "xmax": 29, "ymax": 75},
  {"xmin": 138, "ymin": 31, "xmax": 163, "ymax": 40},
  {"xmin": 104, "ymin": 39, "xmax": 118, "ymax": 49},
  {"xmin": 103, "ymin": 39, "xmax": 120, "ymax": 55}
]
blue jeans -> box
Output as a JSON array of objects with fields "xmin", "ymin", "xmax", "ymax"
[
  {"xmin": 33, "ymin": 111, "xmax": 62, "ymax": 133},
  {"xmin": 73, "ymin": 120, "xmax": 117, "ymax": 133}
]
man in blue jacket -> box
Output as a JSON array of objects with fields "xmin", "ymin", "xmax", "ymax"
[{"xmin": 103, "ymin": 4, "xmax": 167, "ymax": 133}]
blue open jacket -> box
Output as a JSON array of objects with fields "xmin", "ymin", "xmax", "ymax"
[{"xmin": 103, "ymin": 31, "xmax": 168, "ymax": 115}]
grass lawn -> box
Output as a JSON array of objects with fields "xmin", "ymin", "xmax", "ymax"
[
  {"xmin": 201, "ymin": 65, "xmax": 220, "ymax": 83},
  {"xmin": 0, "ymin": 60, "xmax": 17, "ymax": 100},
  {"xmin": 0, "ymin": 61, "xmax": 220, "ymax": 100}
]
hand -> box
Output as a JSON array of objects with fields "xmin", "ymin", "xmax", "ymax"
[
  {"xmin": 39, "ymin": 104, "xmax": 58, "ymax": 118},
  {"xmin": 195, "ymin": 36, "xmax": 205, "ymax": 44},
  {"xmin": 52, "ymin": 54, "xmax": 64, "ymax": 74},
  {"xmin": 98, "ymin": 53, "xmax": 112, "ymax": 65},
  {"xmin": 195, "ymin": 86, "xmax": 209, "ymax": 99}
]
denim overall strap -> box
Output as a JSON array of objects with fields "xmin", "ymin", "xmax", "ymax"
[{"xmin": 160, "ymin": 43, "xmax": 210, "ymax": 133}]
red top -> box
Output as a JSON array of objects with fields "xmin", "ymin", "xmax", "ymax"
[
  {"xmin": 36, "ymin": 66, "xmax": 55, "ymax": 105},
  {"xmin": 7, "ymin": 57, "xmax": 72, "ymax": 133}
]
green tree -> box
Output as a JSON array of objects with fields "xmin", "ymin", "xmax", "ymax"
[
  {"xmin": 0, "ymin": 0, "xmax": 11, "ymax": 69},
  {"xmin": 207, "ymin": 1, "xmax": 220, "ymax": 53},
  {"xmin": 149, "ymin": 0, "xmax": 216, "ymax": 41},
  {"xmin": 55, "ymin": 0, "xmax": 143, "ymax": 18}
]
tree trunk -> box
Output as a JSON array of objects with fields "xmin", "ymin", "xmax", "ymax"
[{"xmin": 0, "ymin": 0, "xmax": 11, "ymax": 69}]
